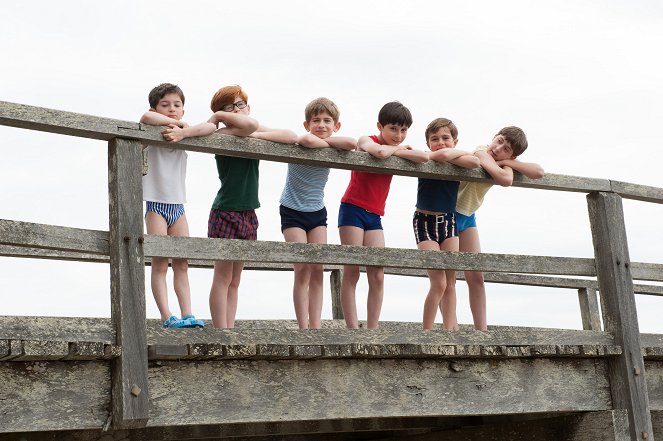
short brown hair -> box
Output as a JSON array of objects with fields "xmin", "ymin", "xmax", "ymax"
[
  {"xmin": 210, "ymin": 85, "xmax": 248, "ymax": 112},
  {"xmin": 148, "ymin": 83, "xmax": 185, "ymax": 108},
  {"xmin": 304, "ymin": 97, "xmax": 340, "ymax": 123},
  {"xmin": 378, "ymin": 101, "xmax": 412, "ymax": 127},
  {"xmin": 497, "ymin": 126, "xmax": 528, "ymax": 157},
  {"xmin": 425, "ymin": 118, "xmax": 458, "ymax": 144}
]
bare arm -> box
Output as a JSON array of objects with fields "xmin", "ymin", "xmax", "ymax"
[
  {"xmin": 429, "ymin": 149, "xmax": 480, "ymax": 169},
  {"xmin": 209, "ymin": 112, "xmax": 259, "ymax": 137},
  {"xmin": 140, "ymin": 111, "xmax": 187, "ymax": 128},
  {"xmin": 497, "ymin": 158, "xmax": 545, "ymax": 179},
  {"xmin": 475, "ymin": 150, "xmax": 514, "ymax": 186},
  {"xmin": 357, "ymin": 136, "xmax": 403, "ymax": 159},
  {"xmin": 250, "ymin": 125, "xmax": 298, "ymax": 144},
  {"xmin": 393, "ymin": 148, "xmax": 429, "ymax": 163},
  {"xmin": 324, "ymin": 136, "xmax": 357, "ymax": 151},
  {"xmin": 162, "ymin": 122, "xmax": 217, "ymax": 143}
]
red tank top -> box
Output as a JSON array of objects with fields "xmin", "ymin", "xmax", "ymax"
[{"xmin": 340, "ymin": 136, "xmax": 393, "ymax": 216}]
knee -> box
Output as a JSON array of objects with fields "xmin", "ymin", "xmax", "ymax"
[
  {"xmin": 171, "ymin": 258, "xmax": 189, "ymax": 273},
  {"xmin": 367, "ymin": 269, "xmax": 384, "ymax": 287},
  {"xmin": 466, "ymin": 271, "xmax": 485, "ymax": 288},
  {"xmin": 343, "ymin": 267, "xmax": 360, "ymax": 285},
  {"xmin": 151, "ymin": 258, "xmax": 169, "ymax": 274}
]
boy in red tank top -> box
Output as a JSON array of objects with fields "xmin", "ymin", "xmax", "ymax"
[{"xmin": 338, "ymin": 101, "xmax": 428, "ymax": 329}]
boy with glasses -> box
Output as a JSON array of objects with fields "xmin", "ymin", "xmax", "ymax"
[{"xmin": 166, "ymin": 85, "xmax": 297, "ymax": 328}]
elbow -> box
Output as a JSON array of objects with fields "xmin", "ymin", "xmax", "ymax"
[
  {"xmin": 283, "ymin": 131, "xmax": 298, "ymax": 145},
  {"xmin": 297, "ymin": 134, "xmax": 317, "ymax": 148},
  {"xmin": 497, "ymin": 177, "xmax": 513, "ymax": 187},
  {"xmin": 531, "ymin": 168, "xmax": 545, "ymax": 179},
  {"xmin": 373, "ymin": 148, "xmax": 390, "ymax": 159}
]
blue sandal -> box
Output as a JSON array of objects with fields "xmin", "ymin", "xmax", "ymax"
[
  {"xmin": 182, "ymin": 314, "xmax": 205, "ymax": 328},
  {"xmin": 162, "ymin": 315, "xmax": 188, "ymax": 329}
]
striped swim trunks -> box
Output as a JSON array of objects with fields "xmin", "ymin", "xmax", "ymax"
[
  {"xmin": 412, "ymin": 210, "xmax": 457, "ymax": 244},
  {"xmin": 146, "ymin": 202, "xmax": 185, "ymax": 227},
  {"xmin": 208, "ymin": 209, "xmax": 259, "ymax": 240}
]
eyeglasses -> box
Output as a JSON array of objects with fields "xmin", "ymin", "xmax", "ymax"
[{"xmin": 220, "ymin": 100, "xmax": 247, "ymax": 112}]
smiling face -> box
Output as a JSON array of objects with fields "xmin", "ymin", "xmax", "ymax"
[
  {"xmin": 377, "ymin": 123, "xmax": 408, "ymax": 146},
  {"xmin": 426, "ymin": 126, "xmax": 458, "ymax": 151},
  {"xmin": 487, "ymin": 134, "xmax": 515, "ymax": 160},
  {"xmin": 153, "ymin": 92, "xmax": 184, "ymax": 120},
  {"xmin": 304, "ymin": 111, "xmax": 340, "ymax": 139}
]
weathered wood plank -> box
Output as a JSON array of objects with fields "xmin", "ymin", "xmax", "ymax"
[
  {"xmin": 587, "ymin": 191, "xmax": 654, "ymax": 439},
  {"xmin": 611, "ymin": 180, "xmax": 663, "ymax": 205},
  {"xmin": 146, "ymin": 358, "xmax": 611, "ymax": 427},
  {"xmin": 645, "ymin": 360, "xmax": 663, "ymax": 411},
  {"xmin": 146, "ymin": 325, "xmax": 618, "ymax": 349},
  {"xmin": 0, "ymin": 361, "xmax": 110, "ymax": 432},
  {"xmin": 0, "ymin": 101, "xmax": 618, "ymax": 194},
  {"xmin": 330, "ymin": 269, "xmax": 344, "ymax": 320},
  {"xmin": 400, "ymin": 410, "xmax": 630, "ymax": 441},
  {"xmin": 108, "ymin": 138, "xmax": 149, "ymax": 428},
  {"xmin": 0, "ymin": 316, "xmax": 115, "ymax": 342},
  {"xmin": 0, "ymin": 219, "xmax": 108, "ymax": 254},
  {"xmin": 578, "ymin": 287, "xmax": 602, "ymax": 331},
  {"xmin": 144, "ymin": 235, "xmax": 597, "ymax": 276},
  {"xmin": 631, "ymin": 262, "xmax": 663, "ymax": 282}
]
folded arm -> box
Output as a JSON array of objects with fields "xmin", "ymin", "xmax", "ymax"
[
  {"xmin": 429, "ymin": 149, "xmax": 480, "ymax": 169},
  {"xmin": 250, "ymin": 125, "xmax": 298, "ymax": 144},
  {"xmin": 162, "ymin": 122, "xmax": 217, "ymax": 143},
  {"xmin": 140, "ymin": 111, "xmax": 187, "ymax": 128},
  {"xmin": 209, "ymin": 112, "xmax": 259, "ymax": 137},
  {"xmin": 497, "ymin": 158, "xmax": 545, "ymax": 179},
  {"xmin": 475, "ymin": 150, "xmax": 514, "ymax": 186}
]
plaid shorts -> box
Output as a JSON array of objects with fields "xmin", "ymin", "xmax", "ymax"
[{"xmin": 208, "ymin": 209, "xmax": 259, "ymax": 240}]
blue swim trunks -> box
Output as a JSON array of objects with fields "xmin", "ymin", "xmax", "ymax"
[{"xmin": 146, "ymin": 202, "xmax": 185, "ymax": 227}]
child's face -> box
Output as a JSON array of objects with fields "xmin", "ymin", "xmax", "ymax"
[
  {"xmin": 153, "ymin": 93, "xmax": 184, "ymax": 120},
  {"xmin": 220, "ymin": 95, "xmax": 250, "ymax": 114},
  {"xmin": 427, "ymin": 126, "xmax": 458, "ymax": 151},
  {"xmin": 487, "ymin": 134, "xmax": 515, "ymax": 160},
  {"xmin": 377, "ymin": 123, "xmax": 408, "ymax": 146},
  {"xmin": 304, "ymin": 111, "xmax": 340, "ymax": 140}
]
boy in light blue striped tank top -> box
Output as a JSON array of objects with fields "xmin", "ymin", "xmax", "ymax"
[{"xmin": 279, "ymin": 97, "xmax": 357, "ymax": 329}]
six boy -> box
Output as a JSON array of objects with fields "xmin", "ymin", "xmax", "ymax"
[{"xmin": 142, "ymin": 83, "xmax": 544, "ymax": 330}]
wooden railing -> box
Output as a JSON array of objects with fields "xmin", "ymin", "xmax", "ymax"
[{"xmin": 1, "ymin": 100, "xmax": 662, "ymax": 438}]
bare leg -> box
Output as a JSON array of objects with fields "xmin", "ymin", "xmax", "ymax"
[
  {"xmin": 226, "ymin": 261, "xmax": 244, "ymax": 328},
  {"xmin": 460, "ymin": 227, "xmax": 487, "ymax": 330},
  {"xmin": 363, "ymin": 229, "xmax": 385, "ymax": 329},
  {"xmin": 145, "ymin": 211, "xmax": 172, "ymax": 322},
  {"xmin": 306, "ymin": 226, "xmax": 327, "ymax": 329},
  {"xmin": 283, "ymin": 227, "xmax": 311, "ymax": 328},
  {"xmin": 339, "ymin": 226, "xmax": 365, "ymax": 329},
  {"xmin": 209, "ymin": 260, "xmax": 234, "ymax": 328},
  {"xmin": 168, "ymin": 214, "xmax": 192, "ymax": 318}
]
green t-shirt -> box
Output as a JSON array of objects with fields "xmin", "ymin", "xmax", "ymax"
[{"xmin": 211, "ymin": 155, "xmax": 260, "ymax": 211}]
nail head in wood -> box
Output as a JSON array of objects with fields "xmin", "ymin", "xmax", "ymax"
[
  {"xmin": 138, "ymin": 236, "xmax": 144, "ymax": 244},
  {"xmin": 642, "ymin": 431, "xmax": 649, "ymax": 439},
  {"xmin": 123, "ymin": 236, "xmax": 131, "ymax": 242},
  {"xmin": 634, "ymin": 367, "xmax": 641, "ymax": 375},
  {"xmin": 130, "ymin": 385, "xmax": 142, "ymax": 397}
]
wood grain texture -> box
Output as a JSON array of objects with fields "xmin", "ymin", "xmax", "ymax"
[
  {"xmin": 587, "ymin": 191, "xmax": 654, "ymax": 439},
  {"xmin": 108, "ymin": 138, "xmax": 149, "ymax": 428},
  {"xmin": 0, "ymin": 100, "xmax": 629, "ymax": 195},
  {"xmin": 144, "ymin": 235, "xmax": 597, "ymax": 276},
  {"xmin": 145, "ymin": 358, "xmax": 612, "ymax": 427}
]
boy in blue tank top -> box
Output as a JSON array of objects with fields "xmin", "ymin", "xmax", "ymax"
[
  {"xmin": 280, "ymin": 97, "xmax": 356, "ymax": 329},
  {"xmin": 415, "ymin": 118, "xmax": 480, "ymax": 330}
]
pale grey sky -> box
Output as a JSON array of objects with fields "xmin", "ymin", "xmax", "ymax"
[{"xmin": 2, "ymin": 0, "xmax": 662, "ymax": 331}]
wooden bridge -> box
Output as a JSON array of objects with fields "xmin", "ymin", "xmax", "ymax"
[{"xmin": 1, "ymin": 101, "xmax": 662, "ymax": 440}]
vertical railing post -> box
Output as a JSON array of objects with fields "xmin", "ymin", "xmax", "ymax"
[
  {"xmin": 108, "ymin": 138, "xmax": 149, "ymax": 428},
  {"xmin": 577, "ymin": 287, "xmax": 602, "ymax": 331},
  {"xmin": 587, "ymin": 191, "xmax": 653, "ymax": 440},
  {"xmin": 330, "ymin": 268, "xmax": 344, "ymax": 320}
]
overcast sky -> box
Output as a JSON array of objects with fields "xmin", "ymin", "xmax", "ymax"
[{"xmin": 2, "ymin": 1, "xmax": 662, "ymax": 332}]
